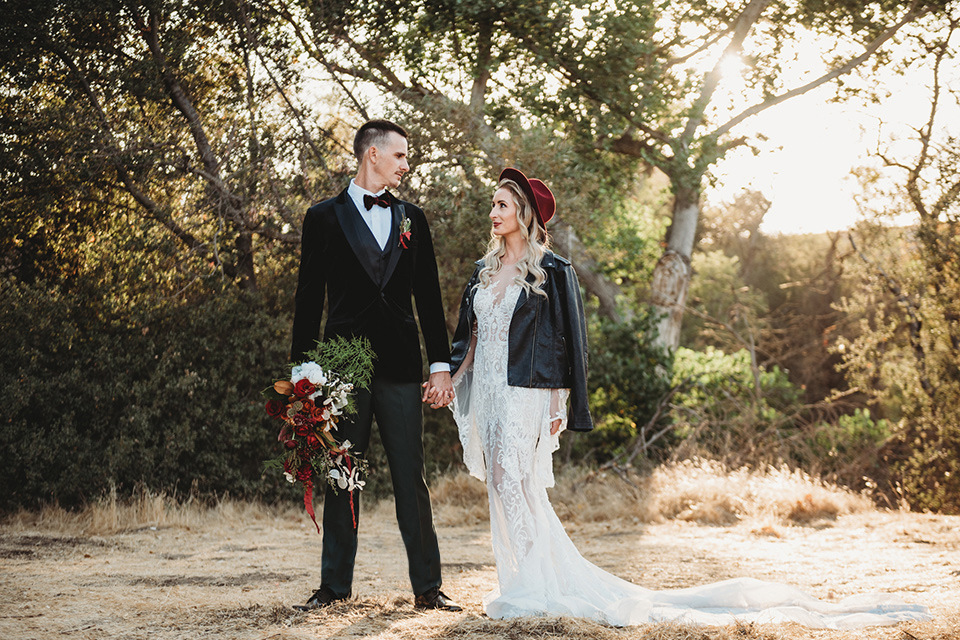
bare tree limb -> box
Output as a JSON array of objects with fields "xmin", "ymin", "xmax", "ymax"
[
  {"xmin": 134, "ymin": 8, "xmax": 246, "ymax": 223},
  {"xmin": 680, "ymin": 0, "xmax": 771, "ymax": 145},
  {"xmin": 712, "ymin": 1, "xmax": 927, "ymax": 139},
  {"xmin": 46, "ymin": 39, "xmax": 218, "ymax": 262},
  {"xmin": 665, "ymin": 23, "xmax": 737, "ymax": 67},
  {"xmin": 551, "ymin": 220, "xmax": 628, "ymax": 323}
]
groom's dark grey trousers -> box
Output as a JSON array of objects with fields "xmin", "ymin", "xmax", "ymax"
[{"xmin": 320, "ymin": 378, "xmax": 442, "ymax": 598}]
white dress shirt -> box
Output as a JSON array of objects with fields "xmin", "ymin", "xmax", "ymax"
[
  {"xmin": 347, "ymin": 179, "xmax": 450, "ymax": 375},
  {"xmin": 348, "ymin": 179, "xmax": 391, "ymax": 250}
]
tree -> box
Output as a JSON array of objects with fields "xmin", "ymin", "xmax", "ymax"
[
  {"xmin": 836, "ymin": 16, "xmax": 960, "ymax": 511},
  {"xmin": 275, "ymin": 1, "xmax": 953, "ymax": 347},
  {"xmin": 508, "ymin": 0, "xmax": 951, "ymax": 348},
  {"xmin": 1, "ymin": 0, "xmax": 344, "ymax": 295},
  {"xmin": 274, "ymin": 0, "xmax": 653, "ymax": 321}
]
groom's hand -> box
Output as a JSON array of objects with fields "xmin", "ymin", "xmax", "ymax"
[{"xmin": 421, "ymin": 371, "xmax": 454, "ymax": 409}]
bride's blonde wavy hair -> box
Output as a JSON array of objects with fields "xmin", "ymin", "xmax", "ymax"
[{"xmin": 477, "ymin": 178, "xmax": 550, "ymax": 298}]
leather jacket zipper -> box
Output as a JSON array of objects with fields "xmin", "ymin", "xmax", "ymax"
[{"xmin": 529, "ymin": 294, "xmax": 540, "ymax": 385}]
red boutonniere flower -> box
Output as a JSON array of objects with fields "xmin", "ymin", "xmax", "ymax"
[{"xmin": 399, "ymin": 214, "xmax": 412, "ymax": 249}]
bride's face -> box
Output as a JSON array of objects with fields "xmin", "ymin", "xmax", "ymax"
[{"xmin": 490, "ymin": 187, "xmax": 522, "ymax": 240}]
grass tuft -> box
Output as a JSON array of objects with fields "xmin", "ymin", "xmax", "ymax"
[{"xmin": 431, "ymin": 458, "xmax": 875, "ymax": 528}]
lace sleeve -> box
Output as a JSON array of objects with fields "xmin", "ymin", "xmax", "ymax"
[
  {"xmin": 450, "ymin": 326, "xmax": 485, "ymax": 480},
  {"xmin": 452, "ymin": 321, "xmax": 477, "ymax": 386},
  {"xmin": 534, "ymin": 388, "xmax": 570, "ymax": 488}
]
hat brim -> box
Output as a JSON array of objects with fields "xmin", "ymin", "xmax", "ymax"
[{"xmin": 498, "ymin": 167, "xmax": 552, "ymax": 228}]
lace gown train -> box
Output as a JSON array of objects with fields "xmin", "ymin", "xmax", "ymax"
[{"xmin": 451, "ymin": 267, "xmax": 930, "ymax": 629}]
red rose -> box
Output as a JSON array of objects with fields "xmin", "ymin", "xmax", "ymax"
[
  {"xmin": 284, "ymin": 439, "xmax": 298, "ymax": 449},
  {"xmin": 266, "ymin": 399, "xmax": 284, "ymax": 418},
  {"xmin": 306, "ymin": 433, "xmax": 323, "ymax": 450},
  {"xmin": 294, "ymin": 379, "xmax": 315, "ymax": 398},
  {"xmin": 294, "ymin": 423, "xmax": 311, "ymax": 436}
]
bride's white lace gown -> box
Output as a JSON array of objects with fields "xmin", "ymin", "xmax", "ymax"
[{"xmin": 451, "ymin": 266, "xmax": 930, "ymax": 629}]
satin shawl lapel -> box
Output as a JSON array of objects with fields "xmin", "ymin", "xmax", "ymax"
[
  {"xmin": 333, "ymin": 190, "xmax": 379, "ymax": 285},
  {"xmin": 381, "ymin": 202, "xmax": 403, "ymax": 290}
]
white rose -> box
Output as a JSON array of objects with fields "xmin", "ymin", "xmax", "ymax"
[{"xmin": 291, "ymin": 361, "xmax": 327, "ymax": 386}]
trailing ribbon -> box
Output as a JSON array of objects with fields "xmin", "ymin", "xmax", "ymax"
[{"xmin": 303, "ymin": 480, "xmax": 320, "ymax": 534}]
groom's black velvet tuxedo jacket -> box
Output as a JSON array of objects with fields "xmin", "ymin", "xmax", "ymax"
[{"xmin": 290, "ymin": 188, "xmax": 451, "ymax": 381}]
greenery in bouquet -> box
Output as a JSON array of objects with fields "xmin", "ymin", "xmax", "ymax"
[{"xmin": 263, "ymin": 336, "xmax": 375, "ymax": 531}]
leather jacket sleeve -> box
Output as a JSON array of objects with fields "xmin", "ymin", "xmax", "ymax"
[
  {"xmin": 558, "ymin": 262, "xmax": 593, "ymax": 431},
  {"xmin": 450, "ymin": 265, "xmax": 481, "ymax": 376}
]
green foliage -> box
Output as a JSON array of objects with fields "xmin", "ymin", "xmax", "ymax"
[
  {"xmin": 0, "ymin": 275, "xmax": 297, "ymax": 511},
  {"xmin": 302, "ymin": 336, "xmax": 377, "ymax": 391},
  {"xmin": 565, "ymin": 311, "xmax": 672, "ymax": 464},
  {"xmin": 806, "ymin": 409, "xmax": 891, "ymax": 463},
  {"xmin": 669, "ymin": 346, "xmax": 802, "ymax": 464},
  {"xmin": 837, "ymin": 221, "xmax": 960, "ymax": 513},
  {"xmin": 674, "ymin": 347, "xmax": 800, "ymax": 412}
]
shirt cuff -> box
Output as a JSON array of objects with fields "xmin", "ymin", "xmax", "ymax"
[{"xmin": 429, "ymin": 362, "xmax": 451, "ymax": 374}]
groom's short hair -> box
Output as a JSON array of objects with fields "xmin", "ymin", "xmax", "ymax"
[{"xmin": 354, "ymin": 120, "xmax": 408, "ymax": 162}]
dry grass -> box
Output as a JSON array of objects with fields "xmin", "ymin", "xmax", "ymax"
[
  {"xmin": 1, "ymin": 485, "xmax": 293, "ymax": 536},
  {"xmin": 645, "ymin": 459, "xmax": 874, "ymax": 525},
  {"xmin": 3, "ymin": 463, "xmax": 956, "ymax": 640},
  {"xmin": 432, "ymin": 458, "xmax": 876, "ymax": 529},
  {"xmin": 4, "ymin": 459, "xmax": 875, "ymax": 537}
]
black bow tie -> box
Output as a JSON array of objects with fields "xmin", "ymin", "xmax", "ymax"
[{"xmin": 363, "ymin": 192, "xmax": 392, "ymax": 210}]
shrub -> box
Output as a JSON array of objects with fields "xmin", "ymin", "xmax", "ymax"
[
  {"xmin": 0, "ymin": 277, "xmax": 296, "ymax": 510},
  {"xmin": 563, "ymin": 311, "xmax": 672, "ymax": 465}
]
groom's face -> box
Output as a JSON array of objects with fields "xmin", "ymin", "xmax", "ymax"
[{"xmin": 371, "ymin": 132, "xmax": 410, "ymax": 189}]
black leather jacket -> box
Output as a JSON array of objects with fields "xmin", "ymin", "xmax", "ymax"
[{"xmin": 450, "ymin": 251, "xmax": 593, "ymax": 431}]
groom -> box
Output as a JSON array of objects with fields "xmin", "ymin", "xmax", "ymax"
[{"xmin": 289, "ymin": 119, "xmax": 460, "ymax": 611}]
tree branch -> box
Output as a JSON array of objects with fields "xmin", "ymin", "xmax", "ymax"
[
  {"xmin": 551, "ymin": 220, "xmax": 629, "ymax": 323},
  {"xmin": 134, "ymin": 8, "xmax": 245, "ymax": 222},
  {"xmin": 46, "ymin": 39, "xmax": 214, "ymax": 259},
  {"xmin": 712, "ymin": 1, "xmax": 927, "ymax": 139},
  {"xmin": 680, "ymin": 0, "xmax": 771, "ymax": 145}
]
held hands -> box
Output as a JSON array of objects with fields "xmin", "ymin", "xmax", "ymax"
[{"xmin": 422, "ymin": 371, "xmax": 454, "ymax": 409}]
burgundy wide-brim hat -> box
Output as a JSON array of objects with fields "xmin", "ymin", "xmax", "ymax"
[{"xmin": 499, "ymin": 167, "xmax": 555, "ymax": 228}]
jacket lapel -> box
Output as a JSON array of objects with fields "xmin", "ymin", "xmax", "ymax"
[
  {"xmin": 512, "ymin": 272, "xmax": 535, "ymax": 314},
  {"xmin": 380, "ymin": 201, "xmax": 404, "ymax": 290},
  {"xmin": 334, "ymin": 189, "xmax": 379, "ymax": 285},
  {"xmin": 513, "ymin": 253, "xmax": 554, "ymax": 314}
]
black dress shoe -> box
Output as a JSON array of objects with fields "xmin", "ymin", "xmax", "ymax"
[
  {"xmin": 293, "ymin": 585, "xmax": 350, "ymax": 611},
  {"xmin": 414, "ymin": 587, "xmax": 462, "ymax": 611}
]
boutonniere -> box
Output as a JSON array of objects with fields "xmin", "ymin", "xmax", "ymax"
[{"xmin": 399, "ymin": 213, "xmax": 412, "ymax": 249}]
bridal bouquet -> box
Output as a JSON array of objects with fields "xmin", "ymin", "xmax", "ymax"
[{"xmin": 263, "ymin": 336, "xmax": 375, "ymax": 532}]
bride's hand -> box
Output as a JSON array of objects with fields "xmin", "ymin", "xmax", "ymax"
[{"xmin": 550, "ymin": 418, "xmax": 562, "ymax": 435}]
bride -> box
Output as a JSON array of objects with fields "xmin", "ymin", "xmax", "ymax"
[{"xmin": 447, "ymin": 167, "xmax": 930, "ymax": 629}]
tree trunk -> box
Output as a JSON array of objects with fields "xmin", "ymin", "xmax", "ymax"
[
  {"xmin": 235, "ymin": 230, "xmax": 258, "ymax": 292},
  {"xmin": 551, "ymin": 221, "xmax": 627, "ymax": 323},
  {"xmin": 650, "ymin": 185, "xmax": 700, "ymax": 350}
]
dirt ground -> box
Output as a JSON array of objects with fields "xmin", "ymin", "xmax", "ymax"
[{"xmin": 1, "ymin": 495, "xmax": 958, "ymax": 640}]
